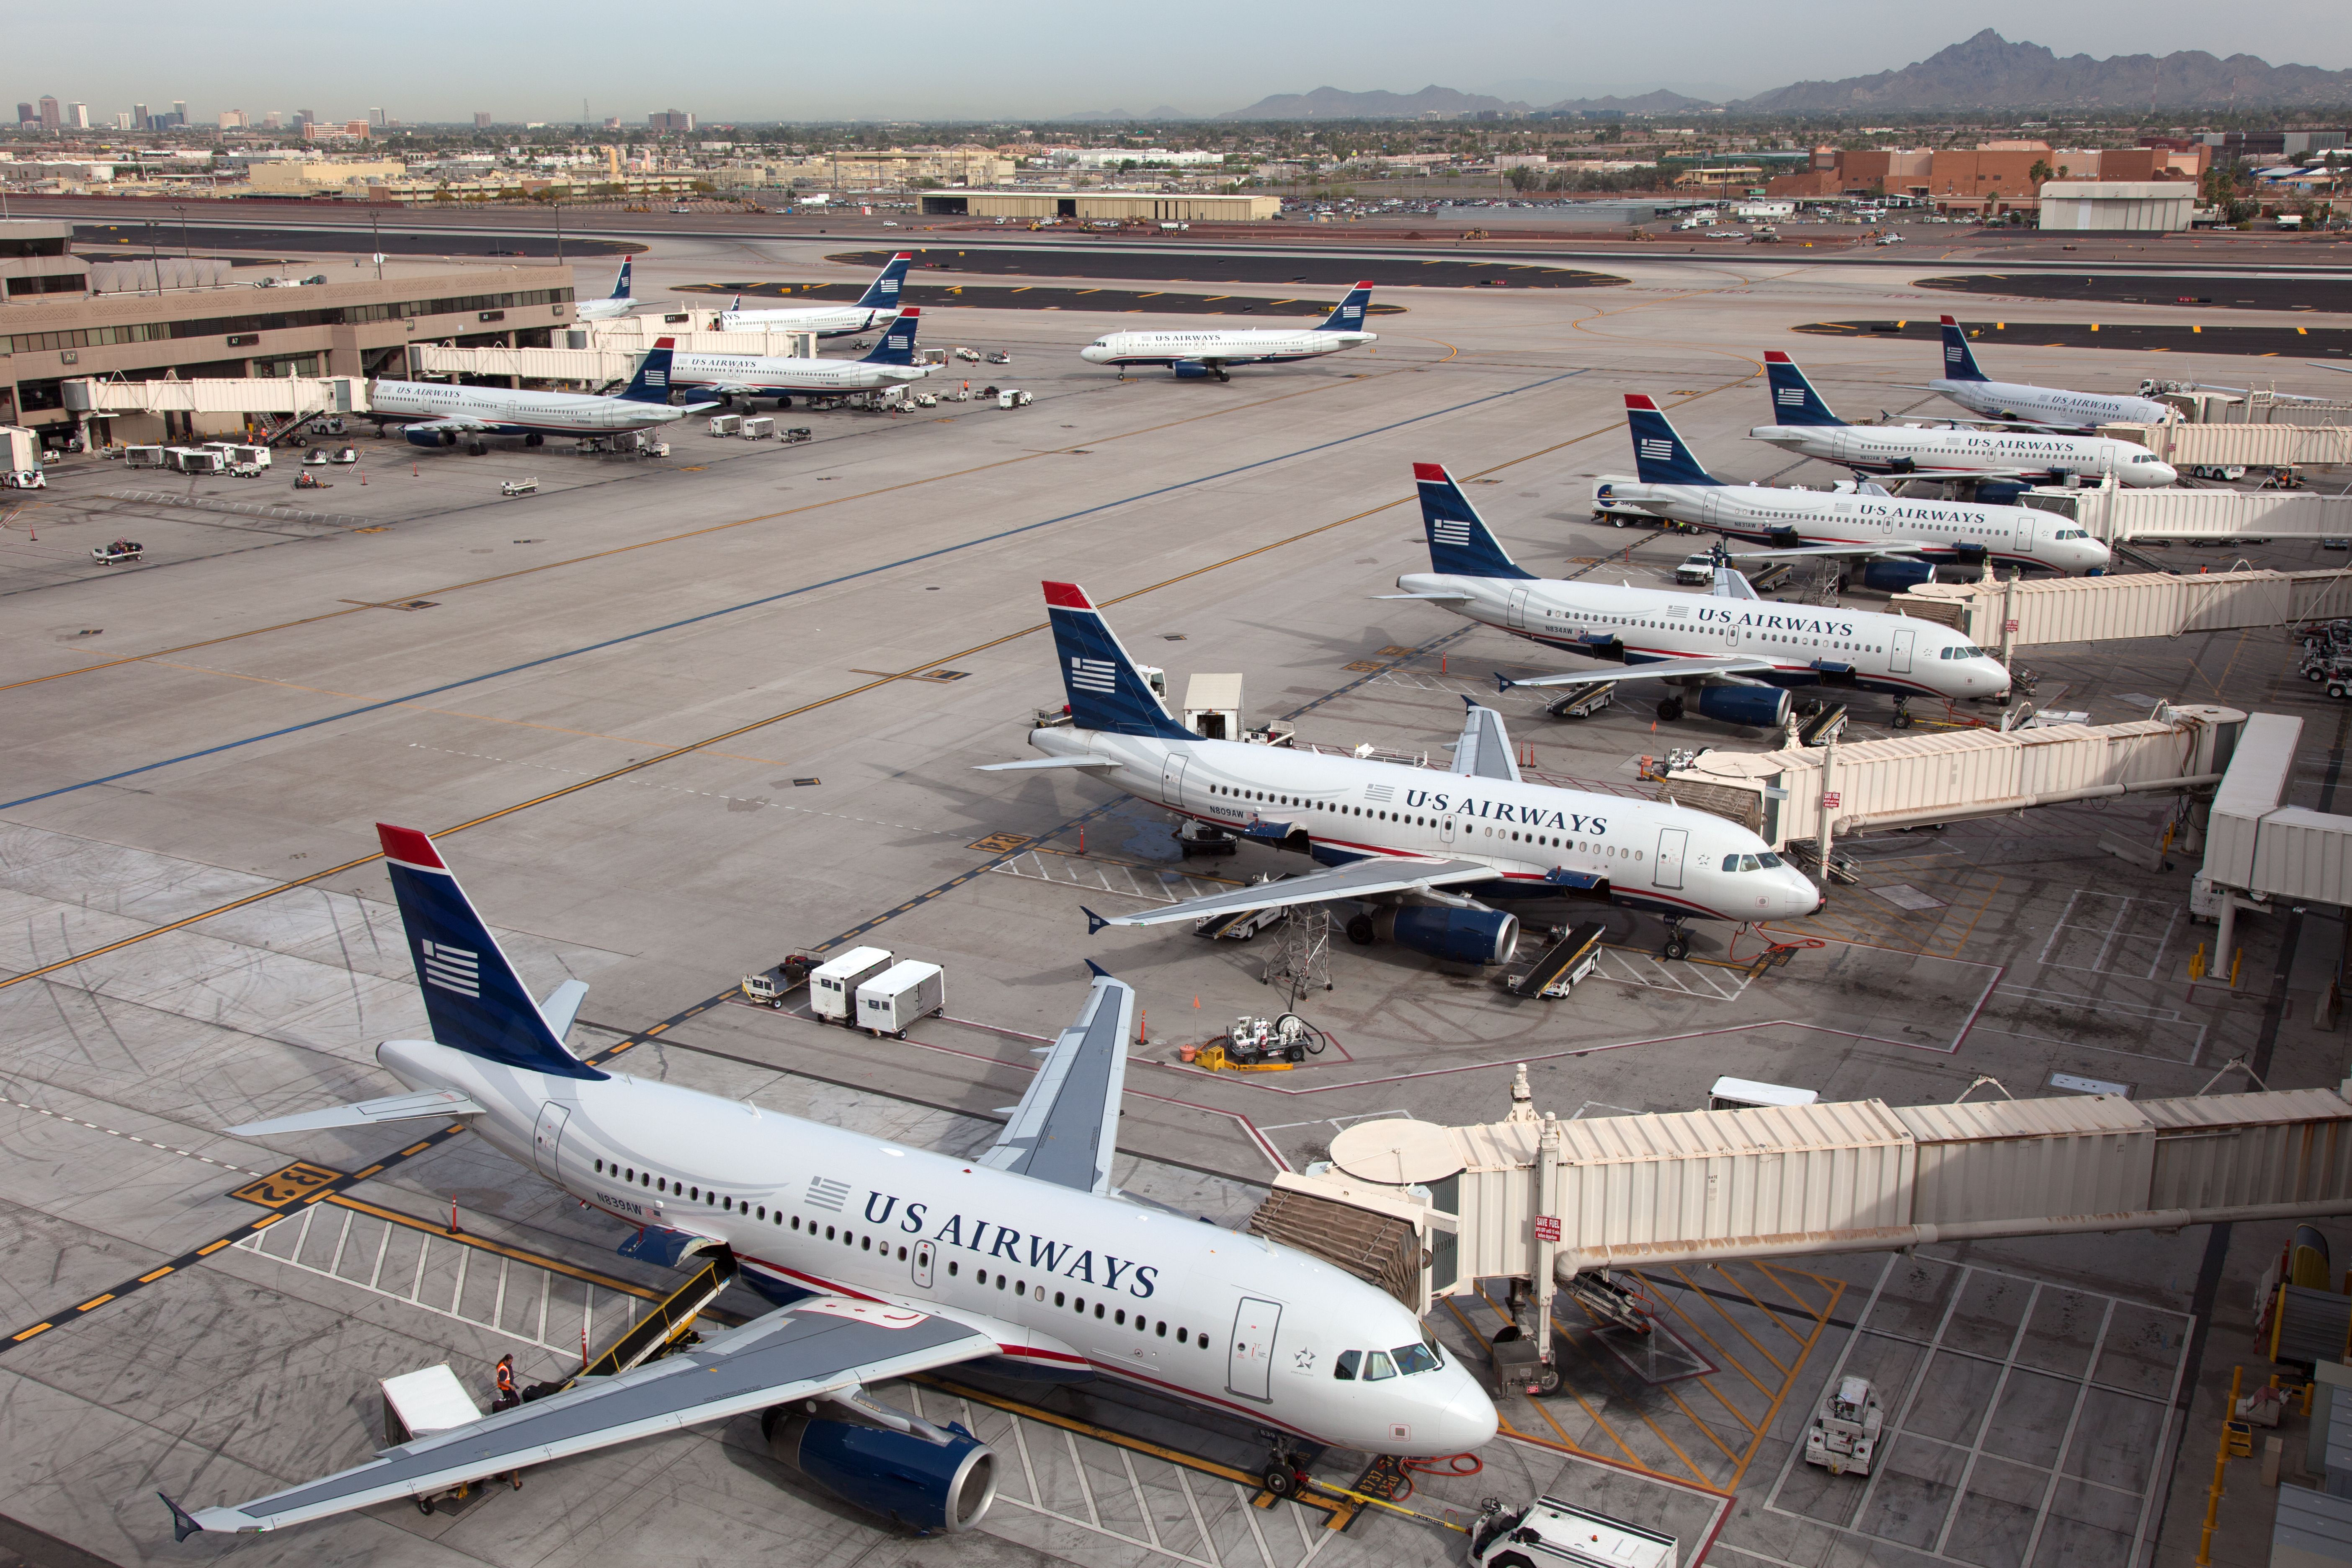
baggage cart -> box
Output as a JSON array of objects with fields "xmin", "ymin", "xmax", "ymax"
[
  {"xmin": 809, "ymin": 946, "xmax": 893, "ymax": 1024},
  {"xmin": 856, "ymin": 960, "xmax": 945, "ymax": 1037}
]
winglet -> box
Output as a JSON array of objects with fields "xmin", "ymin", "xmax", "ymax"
[
  {"xmin": 160, "ymin": 1493, "xmax": 204, "ymax": 1543},
  {"xmin": 1082, "ymin": 906, "xmax": 1110, "ymax": 936},
  {"xmin": 1084, "ymin": 959, "xmax": 1110, "ymax": 978},
  {"xmin": 1493, "ymin": 673, "xmax": 1518, "ymax": 693}
]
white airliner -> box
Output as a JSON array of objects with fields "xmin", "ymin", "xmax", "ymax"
[
  {"xmin": 671, "ymin": 310, "xmax": 934, "ymax": 405},
  {"xmin": 1078, "ymin": 284, "xmax": 1376, "ymax": 380},
  {"xmin": 369, "ymin": 340, "xmax": 714, "ymax": 451},
  {"xmin": 1908, "ymin": 317, "xmax": 2171, "ymax": 430},
  {"xmin": 1387, "ymin": 464, "xmax": 2011, "ymax": 731},
  {"xmin": 1594, "ymin": 395, "xmax": 2112, "ymax": 576},
  {"xmin": 717, "ymin": 252, "xmax": 913, "ymax": 337},
  {"xmin": 573, "ymin": 256, "xmax": 640, "ymax": 322},
  {"xmin": 157, "ymin": 825, "xmax": 1496, "ymax": 1542},
  {"xmin": 977, "ymin": 582, "xmax": 1820, "ymax": 962},
  {"xmin": 1752, "ymin": 352, "xmax": 2179, "ymax": 487}
]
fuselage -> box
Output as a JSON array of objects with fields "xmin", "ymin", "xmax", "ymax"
[
  {"xmin": 368, "ymin": 379, "xmax": 691, "ymax": 436},
  {"xmin": 670, "ymin": 350, "xmax": 929, "ymax": 396},
  {"xmin": 1590, "ymin": 478, "xmax": 2111, "ymax": 573},
  {"xmin": 1027, "ymin": 725, "xmax": 1821, "ymax": 923},
  {"xmin": 377, "ymin": 1037, "xmax": 1497, "ymax": 1457},
  {"xmin": 1932, "ymin": 377, "xmax": 2170, "ymax": 431},
  {"xmin": 574, "ymin": 297, "xmax": 637, "ymax": 322},
  {"xmin": 1079, "ymin": 328, "xmax": 1374, "ymax": 368},
  {"xmin": 718, "ymin": 304, "xmax": 901, "ymax": 338},
  {"xmin": 1396, "ymin": 571, "xmax": 2012, "ymax": 705},
  {"xmin": 1750, "ymin": 422, "xmax": 2177, "ymax": 487}
]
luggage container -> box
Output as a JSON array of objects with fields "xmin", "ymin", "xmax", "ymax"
[
  {"xmin": 1710, "ymin": 1076, "xmax": 1820, "ymax": 1112},
  {"xmin": 857, "ymin": 960, "xmax": 945, "ymax": 1037},
  {"xmin": 742, "ymin": 416, "xmax": 776, "ymax": 440},
  {"xmin": 0, "ymin": 425, "xmax": 38, "ymax": 473},
  {"xmin": 165, "ymin": 446, "xmax": 223, "ymax": 474},
  {"xmin": 707, "ymin": 413, "xmax": 743, "ymax": 437},
  {"xmin": 809, "ymin": 946, "xmax": 893, "ymax": 1024}
]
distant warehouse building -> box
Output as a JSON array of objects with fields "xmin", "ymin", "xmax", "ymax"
[
  {"xmin": 917, "ymin": 190, "xmax": 1282, "ymax": 222},
  {"xmin": 2038, "ymin": 181, "xmax": 2197, "ymax": 232}
]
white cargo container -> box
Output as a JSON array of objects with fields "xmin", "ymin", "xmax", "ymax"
[
  {"xmin": 122, "ymin": 444, "xmax": 166, "ymax": 468},
  {"xmin": 707, "ymin": 413, "xmax": 742, "ymax": 437},
  {"xmin": 808, "ymin": 946, "xmax": 893, "ymax": 1023},
  {"xmin": 742, "ymin": 416, "xmax": 776, "ymax": 440},
  {"xmin": 165, "ymin": 446, "xmax": 222, "ymax": 474},
  {"xmin": 857, "ymin": 960, "xmax": 945, "ymax": 1037},
  {"xmin": 0, "ymin": 425, "xmax": 36, "ymax": 473}
]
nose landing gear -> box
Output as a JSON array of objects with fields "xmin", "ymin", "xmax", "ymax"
[
  {"xmin": 1888, "ymin": 698, "xmax": 1914, "ymax": 730},
  {"xmin": 1660, "ymin": 920, "xmax": 1691, "ymax": 962}
]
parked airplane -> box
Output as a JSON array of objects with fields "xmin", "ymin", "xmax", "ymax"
[
  {"xmin": 157, "ymin": 825, "xmax": 1496, "ymax": 1542},
  {"xmin": 1751, "ymin": 352, "xmax": 2179, "ymax": 488},
  {"xmin": 573, "ymin": 256, "xmax": 640, "ymax": 322},
  {"xmin": 670, "ymin": 310, "xmax": 934, "ymax": 405},
  {"xmin": 1594, "ymin": 395, "xmax": 2111, "ymax": 576},
  {"xmin": 1077, "ymin": 284, "xmax": 1376, "ymax": 379},
  {"xmin": 1908, "ymin": 317, "xmax": 2171, "ymax": 430},
  {"xmin": 717, "ymin": 252, "xmax": 913, "ymax": 337},
  {"xmin": 1387, "ymin": 463, "xmax": 2011, "ymax": 730},
  {"xmin": 370, "ymin": 341, "xmax": 715, "ymax": 451},
  {"xmin": 977, "ymin": 582, "xmax": 1819, "ymax": 962}
]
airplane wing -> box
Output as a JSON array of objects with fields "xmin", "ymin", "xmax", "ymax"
[
  {"xmin": 974, "ymin": 755, "xmax": 1120, "ymax": 772},
  {"xmin": 1449, "ymin": 699, "xmax": 1521, "ymax": 783},
  {"xmin": 166, "ymin": 1297, "xmax": 995, "ymax": 1538},
  {"xmin": 1496, "ymin": 656, "xmax": 1779, "ymax": 690},
  {"xmin": 1084, "ymin": 858, "xmax": 1500, "ymax": 930},
  {"xmin": 975, "ymin": 968, "xmax": 1132, "ymax": 1195},
  {"xmin": 1372, "ymin": 591, "xmax": 1474, "ymax": 602},
  {"xmin": 225, "ymin": 1088, "xmax": 485, "ymax": 1136},
  {"xmin": 400, "ymin": 418, "xmax": 492, "ymax": 435},
  {"xmin": 1725, "ymin": 541, "xmax": 1932, "ymax": 560},
  {"xmin": 1885, "ymin": 405, "xmax": 2096, "ymax": 432},
  {"xmin": 2310, "ymin": 364, "xmax": 2352, "ymax": 376}
]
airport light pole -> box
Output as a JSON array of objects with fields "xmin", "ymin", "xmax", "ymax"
[{"xmin": 173, "ymin": 204, "xmax": 190, "ymax": 260}]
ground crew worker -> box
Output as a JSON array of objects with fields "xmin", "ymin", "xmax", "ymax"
[{"xmin": 491, "ymin": 1356, "xmax": 524, "ymax": 1489}]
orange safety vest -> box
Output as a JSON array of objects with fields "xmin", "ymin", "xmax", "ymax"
[{"xmin": 495, "ymin": 1363, "xmax": 515, "ymax": 1396}]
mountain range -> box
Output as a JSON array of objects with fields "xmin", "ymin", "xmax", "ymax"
[{"xmin": 1195, "ymin": 32, "xmax": 2352, "ymax": 119}]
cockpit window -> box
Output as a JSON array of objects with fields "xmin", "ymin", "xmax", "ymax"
[
  {"xmin": 1393, "ymin": 1341, "xmax": 1442, "ymax": 1375},
  {"xmin": 1723, "ymin": 852, "xmax": 1785, "ymax": 872},
  {"xmin": 1361, "ymin": 1351, "xmax": 1397, "ymax": 1381},
  {"xmin": 1333, "ymin": 1350, "xmax": 1360, "ymax": 1381},
  {"xmin": 1939, "ymin": 644, "xmax": 1993, "ymax": 660}
]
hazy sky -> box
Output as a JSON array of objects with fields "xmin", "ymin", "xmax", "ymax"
[{"xmin": 9, "ymin": 1, "xmax": 2350, "ymax": 123}]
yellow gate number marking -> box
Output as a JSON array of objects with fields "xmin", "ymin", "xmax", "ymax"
[{"xmin": 231, "ymin": 1161, "xmax": 344, "ymax": 1209}]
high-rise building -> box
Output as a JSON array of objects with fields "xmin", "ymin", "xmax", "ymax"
[
  {"xmin": 647, "ymin": 108, "xmax": 694, "ymax": 132},
  {"xmin": 15, "ymin": 103, "xmax": 33, "ymax": 126},
  {"xmin": 218, "ymin": 109, "xmax": 246, "ymax": 129},
  {"xmin": 68, "ymin": 102, "xmax": 88, "ymax": 129},
  {"xmin": 474, "ymin": 111, "xmax": 493, "ymax": 129},
  {"xmin": 38, "ymin": 95, "xmax": 61, "ymax": 129},
  {"xmin": 345, "ymin": 119, "xmax": 370, "ymax": 139},
  {"xmin": 113, "ymin": 111, "xmax": 132, "ymax": 131},
  {"xmin": 367, "ymin": 107, "xmax": 386, "ymax": 128},
  {"xmin": 171, "ymin": 100, "xmax": 186, "ymax": 120},
  {"xmin": 133, "ymin": 102, "xmax": 149, "ymax": 127},
  {"xmin": 293, "ymin": 109, "xmax": 314, "ymax": 128},
  {"xmin": 262, "ymin": 110, "xmax": 282, "ymax": 129}
]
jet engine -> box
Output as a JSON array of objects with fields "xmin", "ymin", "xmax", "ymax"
[
  {"xmin": 1356, "ymin": 905, "xmax": 1519, "ymax": 966},
  {"xmin": 1692, "ymin": 685, "xmax": 1793, "ymax": 728},
  {"xmin": 404, "ymin": 428, "xmax": 459, "ymax": 448},
  {"xmin": 763, "ymin": 1406, "xmax": 998, "ymax": 1533},
  {"xmin": 1171, "ymin": 361, "xmax": 1212, "ymax": 379},
  {"xmin": 1857, "ymin": 559, "xmax": 1936, "ymax": 593}
]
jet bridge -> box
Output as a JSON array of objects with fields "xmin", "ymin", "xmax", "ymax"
[
  {"xmin": 1654, "ymin": 703, "xmax": 2243, "ymax": 851},
  {"xmin": 1260, "ymin": 1067, "xmax": 2352, "ymax": 1347},
  {"xmin": 1899, "ymin": 569, "xmax": 2352, "ymax": 649},
  {"xmin": 2200, "ymin": 711, "xmax": 2352, "ymax": 976}
]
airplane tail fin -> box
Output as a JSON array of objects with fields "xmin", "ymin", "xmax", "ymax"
[
  {"xmin": 619, "ymin": 338, "xmax": 676, "ymax": 403},
  {"xmin": 1041, "ymin": 583, "xmax": 1194, "ymax": 740},
  {"xmin": 1939, "ymin": 316, "xmax": 1989, "ymax": 382},
  {"xmin": 856, "ymin": 251, "xmax": 914, "ymax": 310},
  {"xmin": 860, "ymin": 308, "xmax": 920, "ymax": 364},
  {"xmin": 1317, "ymin": 281, "xmax": 1374, "ymax": 331},
  {"xmin": 1416, "ymin": 462, "xmax": 1534, "ymax": 580},
  {"xmin": 376, "ymin": 825, "xmax": 606, "ymax": 1080},
  {"xmin": 1625, "ymin": 395, "xmax": 1723, "ymax": 486},
  {"xmin": 1762, "ymin": 351, "xmax": 1844, "ymax": 426},
  {"xmin": 609, "ymin": 256, "xmax": 632, "ymax": 300}
]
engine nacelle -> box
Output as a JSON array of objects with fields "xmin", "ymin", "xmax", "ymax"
[
  {"xmin": 764, "ymin": 1410, "xmax": 998, "ymax": 1534},
  {"xmin": 404, "ymin": 427, "xmax": 459, "ymax": 448},
  {"xmin": 1373, "ymin": 905, "xmax": 1519, "ymax": 967},
  {"xmin": 1857, "ymin": 559, "xmax": 1937, "ymax": 593},
  {"xmin": 1171, "ymin": 361, "xmax": 1212, "ymax": 379},
  {"xmin": 1693, "ymin": 685, "xmax": 1793, "ymax": 728}
]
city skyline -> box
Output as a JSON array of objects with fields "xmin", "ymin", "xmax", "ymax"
[{"xmin": 5, "ymin": 0, "xmax": 2350, "ymax": 124}]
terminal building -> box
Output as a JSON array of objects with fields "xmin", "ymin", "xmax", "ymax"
[
  {"xmin": 0, "ymin": 221, "xmax": 574, "ymax": 444},
  {"xmin": 916, "ymin": 190, "xmax": 1280, "ymax": 222}
]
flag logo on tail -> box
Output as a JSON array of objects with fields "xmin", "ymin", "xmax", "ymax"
[
  {"xmin": 1777, "ymin": 387, "xmax": 1805, "ymax": 406},
  {"xmin": 1431, "ymin": 519, "xmax": 1472, "ymax": 547},
  {"xmin": 1069, "ymin": 655, "xmax": 1117, "ymax": 694},
  {"xmin": 420, "ymin": 940, "xmax": 480, "ymax": 998},
  {"xmin": 1638, "ymin": 438, "xmax": 1676, "ymax": 462}
]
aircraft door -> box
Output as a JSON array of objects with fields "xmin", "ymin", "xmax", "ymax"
[
  {"xmin": 1160, "ymin": 754, "xmax": 1189, "ymax": 809},
  {"xmin": 912, "ymin": 1239, "xmax": 936, "ymax": 1290},
  {"xmin": 1227, "ymin": 1297, "xmax": 1282, "ymax": 1403},
  {"xmin": 2016, "ymin": 518, "xmax": 2037, "ymax": 556},
  {"xmin": 1891, "ymin": 627, "xmax": 1916, "ymax": 673},
  {"xmin": 1653, "ymin": 828, "xmax": 1687, "ymax": 890},
  {"xmin": 532, "ymin": 1103, "xmax": 571, "ymax": 1181},
  {"xmin": 1440, "ymin": 811, "xmax": 1455, "ymax": 845},
  {"xmin": 1506, "ymin": 588, "xmax": 1530, "ymax": 631}
]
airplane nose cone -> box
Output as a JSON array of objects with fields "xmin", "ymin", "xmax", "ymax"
[
  {"xmin": 1785, "ymin": 872, "xmax": 1824, "ymax": 917},
  {"xmin": 1080, "ymin": 347, "xmax": 1108, "ymax": 363},
  {"xmin": 1438, "ymin": 1375, "xmax": 1500, "ymax": 1451},
  {"xmin": 2134, "ymin": 462, "xmax": 2179, "ymax": 487}
]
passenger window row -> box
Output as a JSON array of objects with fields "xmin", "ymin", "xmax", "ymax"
[{"xmin": 941, "ymin": 1260, "xmax": 1212, "ymax": 1349}]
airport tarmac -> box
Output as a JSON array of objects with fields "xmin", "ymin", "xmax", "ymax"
[{"xmin": 3, "ymin": 232, "xmax": 2349, "ymax": 1568}]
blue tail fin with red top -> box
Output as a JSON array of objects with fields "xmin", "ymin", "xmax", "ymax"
[
  {"xmin": 619, "ymin": 339, "xmax": 676, "ymax": 404},
  {"xmin": 377, "ymin": 825, "xmax": 605, "ymax": 1079},
  {"xmin": 1626, "ymin": 395, "xmax": 1723, "ymax": 485},
  {"xmin": 1416, "ymin": 462, "xmax": 1533, "ymax": 579},
  {"xmin": 1939, "ymin": 316, "xmax": 1989, "ymax": 382},
  {"xmin": 1042, "ymin": 583, "xmax": 1193, "ymax": 739},
  {"xmin": 857, "ymin": 252, "xmax": 913, "ymax": 310},
  {"xmin": 1318, "ymin": 282, "xmax": 1374, "ymax": 331},
  {"xmin": 1762, "ymin": 352, "xmax": 1844, "ymax": 426},
  {"xmin": 860, "ymin": 309, "xmax": 920, "ymax": 364}
]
